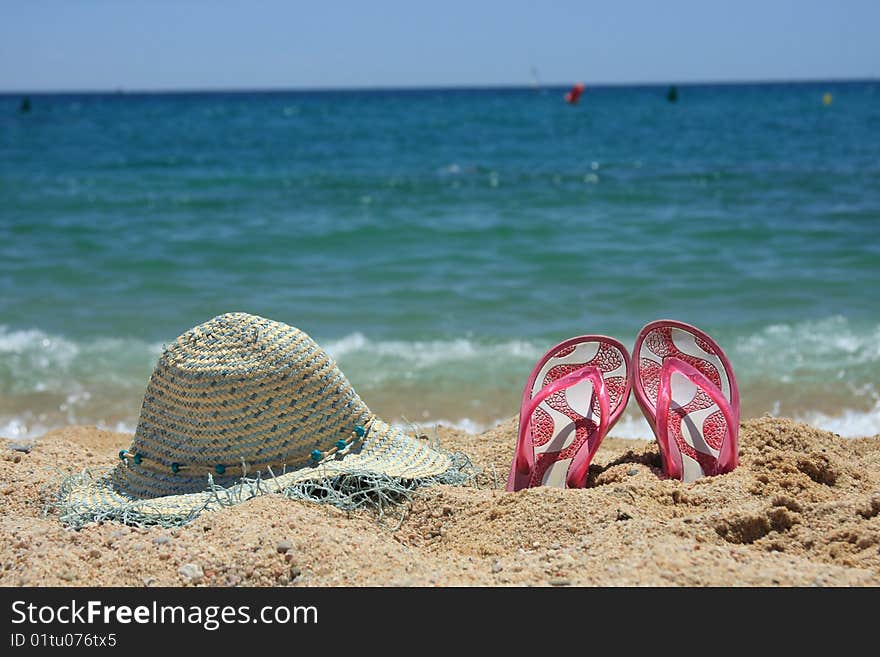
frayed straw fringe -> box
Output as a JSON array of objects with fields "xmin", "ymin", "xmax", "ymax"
[{"xmin": 46, "ymin": 451, "xmax": 478, "ymax": 530}]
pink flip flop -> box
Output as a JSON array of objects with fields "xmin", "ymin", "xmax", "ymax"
[
  {"xmin": 506, "ymin": 336, "xmax": 632, "ymax": 491},
  {"xmin": 632, "ymin": 320, "xmax": 740, "ymax": 483}
]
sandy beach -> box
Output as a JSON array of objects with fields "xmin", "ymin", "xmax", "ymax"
[{"xmin": 1, "ymin": 417, "xmax": 878, "ymax": 587}]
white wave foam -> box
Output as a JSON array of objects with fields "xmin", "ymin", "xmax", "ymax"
[
  {"xmin": 324, "ymin": 333, "xmax": 543, "ymax": 368},
  {"xmin": 323, "ymin": 332, "xmax": 369, "ymax": 356},
  {"xmin": 0, "ymin": 326, "xmax": 80, "ymax": 374},
  {"xmin": 607, "ymin": 406, "xmax": 880, "ymax": 442},
  {"xmin": 792, "ymin": 401, "xmax": 880, "ymax": 438},
  {"xmin": 0, "ymin": 325, "xmax": 163, "ymax": 356},
  {"xmin": 2, "ymin": 318, "xmax": 879, "ymax": 442},
  {"xmin": 0, "ymin": 417, "xmax": 49, "ymax": 441},
  {"xmin": 389, "ymin": 416, "xmax": 498, "ymax": 435},
  {"xmin": 611, "ymin": 407, "xmax": 880, "ymax": 442},
  {"xmin": 324, "ymin": 317, "xmax": 880, "ymax": 382},
  {"xmin": 734, "ymin": 316, "xmax": 880, "ymax": 372},
  {"xmin": 0, "ymin": 328, "xmax": 62, "ymax": 353},
  {"xmin": 0, "ymin": 325, "xmax": 162, "ymax": 395},
  {"xmin": 96, "ymin": 420, "xmax": 137, "ymax": 435},
  {"xmin": 0, "ymin": 413, "xmax": 137, "ymax": 441},
  {"xmin": 607, "ymin": 413, "xmax": 654, "ymax": 440},
  {"xmin": 436, "ymin": 408, "xmax": 879, "ymax": 444},
  {"xmin": 606, "ymin": 407, "xmax": 880, "ymax": 442}
]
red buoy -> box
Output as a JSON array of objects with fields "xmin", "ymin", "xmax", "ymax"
[{"xmin": 564, "ymin": 83, "xmax": 585, "ymax": 104}]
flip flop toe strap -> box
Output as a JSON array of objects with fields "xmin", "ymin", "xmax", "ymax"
[
  {"xmin": 515, "ymin": 365, "xmax": 610, "ymax": 488},
  {"xmin": 656, "ymin": 357, "xmax": 739, "ymax": 478}
]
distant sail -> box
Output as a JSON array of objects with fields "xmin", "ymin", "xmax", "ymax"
[
  {"xmin": 530, "ymin": 66, "xmax": 542, "ymax": 89},
  {"xmin": 666, "ymin": 85, "xmax": 678, "ymax": 103}
]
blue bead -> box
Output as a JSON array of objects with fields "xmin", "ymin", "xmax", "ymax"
[
  {"xmin": 133, "ymin": 453, "xmax": 143, "ymax": 465},
  {"xmin": 171, "ymin": 463, "xmax": 180, "ymax": 474},
  {"xmin": 335, "ymin": 440, "xmax": 347, "ymax": 451},
  {"xmin": 118, "ymin": 450, "xmax": 128, "ymax": 461},
  {"xmin": 310, "ymin": 449, "xmax": 323, "ymax": 461},
  {"xmin": 354, "ymin": 425, "xmax": 366, "ymax": 437},
  {"xmin": 215, "ymin": 464, "xmax": 226, "ymax": 475}
]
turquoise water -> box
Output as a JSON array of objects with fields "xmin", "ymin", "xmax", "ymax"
[{"xmin": 1, "ymin": 82, "xmax": 879, "ymax": 438}]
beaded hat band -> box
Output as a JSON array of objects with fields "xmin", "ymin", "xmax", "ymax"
[
  {"xmin": 116, "ymin": 414, "xmax": 377, "ymax": 478},
  {"xmin": 52, "ymin": 313, "xmax": 471, "ymax": 527}
]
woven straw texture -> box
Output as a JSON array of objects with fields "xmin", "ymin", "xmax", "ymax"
[{"xmin": 53, "ymin": 313, "xmax": 466, "ymax": 526}]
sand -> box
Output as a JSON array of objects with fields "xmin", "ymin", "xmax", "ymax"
[{"xmin": 1, "ymin": 417, "xmax": 878, "ymax": 587}]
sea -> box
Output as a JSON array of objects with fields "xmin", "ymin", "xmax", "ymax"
[{"xmin": 1, "ymin": 81, "xmax": 878, "ymax": 441}]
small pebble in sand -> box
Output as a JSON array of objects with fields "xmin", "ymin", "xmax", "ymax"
[
  {"xmin": 627, "ymin": 468, "xmax": 639, "ymax": 476},
  {"xmin": 88, "ymin": 549, "xmax": 101, "ymax": 559},
  {"xmin": 276, "ymin": 539, "xmax": 293, "ymax": 553},
  {"xmin": 178, "ymin": 563, "xmax": 204, "ymax": 584},
  {"xmin": 152, "ymin": 535, "xmax": 172, "ymax": 546},
  {"xmin": 491, "ymin": 560, "xmax": 503, "ymax": 573}
]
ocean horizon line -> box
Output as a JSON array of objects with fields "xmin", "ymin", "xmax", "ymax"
[{"xmin": 2, "ymin": 75, "xmax": 877, "ymax": 97}]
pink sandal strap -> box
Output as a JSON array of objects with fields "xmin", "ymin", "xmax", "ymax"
[
  {"xmin": 515, "ymin": 365, "xmax": 610, "ymax": 487},
  {"xmin": 656, "ymin": 357, "xmax": 739, "ymax": 477}
]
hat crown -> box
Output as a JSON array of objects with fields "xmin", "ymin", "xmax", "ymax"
[
  {"xmin": 163, "ymin": 312, "xmax": 299, "ymax": 375},
  {"xmin": 115, "ymin": 313, "xmax": 370, "ymax": 498}
]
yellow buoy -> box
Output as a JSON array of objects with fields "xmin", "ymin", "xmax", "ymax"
[{"xmin": 823, "ymin": 92, "xmax": 833, "ymax": 106}]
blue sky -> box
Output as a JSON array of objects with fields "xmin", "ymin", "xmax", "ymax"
[{"xmin": 1, "ymin": 1, "xmax": 877, "ymax": 91}]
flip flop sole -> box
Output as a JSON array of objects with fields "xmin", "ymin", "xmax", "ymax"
[
  {"xmin": 508, "ymin": 336, "xmax": 631, "ymax": 490},
  {"xmin": 634, "ymin": 321, "xmax": 739, "ymax": 482}
]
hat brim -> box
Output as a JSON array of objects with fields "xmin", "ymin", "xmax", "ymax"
[{"xmin": 53, "ymin": 419, "xmax": 472, "ymax": 527}]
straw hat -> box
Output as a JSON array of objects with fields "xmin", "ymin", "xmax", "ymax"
[{"xmin": 53, "ymin": 313, "xmax": 471, "ymax": 527}]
